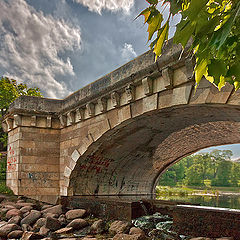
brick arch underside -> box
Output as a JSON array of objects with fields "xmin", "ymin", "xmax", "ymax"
[{"xmin": 68, "ymin": 104, "xmax": 240, "ymax": 197}]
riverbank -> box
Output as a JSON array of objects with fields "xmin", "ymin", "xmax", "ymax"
[
  {"xmin": 0, "ymin": 194, "xmax": 234, "ymax": 240},
  {"xmin": 156, "ymin": 186, "xmax": 240, "ymax": 197}
]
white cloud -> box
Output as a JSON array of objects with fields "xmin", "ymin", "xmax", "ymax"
[
  {"xmin": 0, "ymin": 0, "xmax": 81, "ymax": 98},
  {"xmin": 74, "ymin": 0, "xmax": 134, "ymax": 14},
  {"xmin": 121, "ymin": 43, "xmax": 137, "ymax": 62}
]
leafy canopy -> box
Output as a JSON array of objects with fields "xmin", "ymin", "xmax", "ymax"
[
  {"xmin": 139, "ymin": 0, "xmax": 240, "ymax": 90},
  {"xmin": 0, "ymin": 77, "xmax": 43, "ymax": 149}
]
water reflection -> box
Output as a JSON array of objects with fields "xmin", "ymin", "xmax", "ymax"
[{"xmin": 156, "ymin": 194, "xmax": 240, "ymax": 209}]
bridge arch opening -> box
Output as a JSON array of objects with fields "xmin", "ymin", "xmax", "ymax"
[
  {"xmin": 67, "ymin": 104, "xmax": 240, "ymax": 198},
  {"xmin": 154, "ymin": 144, "xmax": 240, "ymax": 209}
]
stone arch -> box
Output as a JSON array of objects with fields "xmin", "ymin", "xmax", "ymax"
[
  {"xmin": 61, "ymin": 82, "xmax": 240, "ymax": 197},
  {"xmin": 4, "ymin": 43, "xmax": 240, "ymax": 203}
]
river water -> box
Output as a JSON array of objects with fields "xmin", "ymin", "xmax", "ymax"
[{"xmin": 156, "ymin": 194, "xmax": 240, "ymax": 210}]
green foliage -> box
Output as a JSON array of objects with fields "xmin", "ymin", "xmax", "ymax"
[
  {"xmin": 159, "ymin": 149, "xmax": 240, "ymax": 188},
  {"xmin": 0, "ymin": 156, "xmax": 13, "ymax": 195},
  {"xmin": 139, "ymin": 0, "xmax": 240, "ymax": 90},
  {"xmin": 0, "ymin": 77, "xmax": 43, "ymax": 149}
]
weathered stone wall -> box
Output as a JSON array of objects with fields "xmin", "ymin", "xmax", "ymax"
[{"xmin": 7, "ymin": 120, "xmax": 60, "ymax": 203}]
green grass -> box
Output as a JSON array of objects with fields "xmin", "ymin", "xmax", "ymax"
[
  {"xmin": 156, "ymin": 186, "xmax": 195, "ymax": 197},
  {"xmin": 0, "ymin": 181, "xmax": 14, "ymax": 195},
  {"xmin": 156, "ymin": 185, "xmax": 240, "ymax": 198}
]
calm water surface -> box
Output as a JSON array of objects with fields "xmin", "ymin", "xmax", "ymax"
[{"xmin": 156, "ymin": 194, "xmax": 240, "ymax": 210}]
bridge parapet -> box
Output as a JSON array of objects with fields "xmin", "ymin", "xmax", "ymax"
[{"xmin": 3, "ymin": 41, "xmax": 240, "ymax": 203}]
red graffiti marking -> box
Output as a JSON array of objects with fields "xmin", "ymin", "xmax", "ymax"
[
  {"xmin": 8, "ymin": 146, "xmax": 15, "ymax": 156},
  {"xmin": 79, "ymin": 155, "xmax": 114, "ymax": 174},
  {"xmin": 7, "ymin": 164, "xmax": 16, "ymax": 171},
  {"xmin": 7, "ymin": 146, "xmax": 17, "ymax": 172}
]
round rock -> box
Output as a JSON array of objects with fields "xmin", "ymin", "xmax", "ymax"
[{"xmin": 66, "ymin": 209, "xmax": 86, "ymax": 220}]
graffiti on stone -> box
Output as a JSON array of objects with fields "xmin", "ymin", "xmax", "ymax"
[
  {"xmin": 7, "ymin": 146, "xmax": 17, "ymax": 171},
  {"xmin": 79, "ymin": 154, "xmax": 114, "ymax": 174}
]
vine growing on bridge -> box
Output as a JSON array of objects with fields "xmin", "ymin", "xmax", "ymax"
[{"xmin": 138, "ymin": 0, "xmax": 240, "ymax": 90}]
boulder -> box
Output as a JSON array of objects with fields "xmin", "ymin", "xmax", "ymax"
[
  {"xmin": 41, "ymin": 205, "xmax": 53, "ymax": 210},
  {"xmin": 15, "ymin": 202, "xmax": 35, "ymax": 208},
  {"xmin": 39, "ymin": 226, "xmax": 50, "ymax": 236},
  {"xmin": 41, "ymin": 205, "xmax": 62, "ymax": 217},
  {"xmin": 54, "ymin": 227, "xmax": 73, "ymax": 234},
  {"xmin": 21, "ymin": 210, "xmax": 41, "ymax": 225},
  {"xmin": 129, "ymin": 227, "xmax": 146, "ymax": 239},
  {"xmin": 109, "ymin": 221, "xmax": 131, "ymax": 235},
  {"xmin": 20, "ymin": 205, "xmax": 33, "ymax": 214},
  {"xmin": 65, "ymin": 209, "xmax": 86, "ymax": 220},
  {"xmin": 33, "ymin": 218, "xmax": 46, "ymax": 231},
  {"xmin": 90, "ymin": 219, "xmax": 105, "ymax": 234},
  {"xmin": 8, "ymin": 215, "xmax": 22, "ymax": 225},
  {"xmin": 21, "ymin": 231, "xmax": 44, "ymax": 240},
  {"xmin": 66, "ymin": 218, "xmax": 88, "ymax": 230},
  {"xmin": 22, "ymin": 223, "xmax": 33, "ymax": 232},
  {"xmin": 2, "ymin": 205, "xmax": 16, "ymax": 210},
  {"xmin": 45, "ymin": 216, "xmax": 61, "ymax": 231},
  {"xmin": 58, "ymin": 214, "xmax": 67, "ymax": 226},
  {"xmin": 6, "ymin": 208, "xmax": 22, "ymax": 219},
  {"xmin": 7, "ymin": 230, "xmax": 23, "ymax": 239},
  {"xmin": 113, "ymin": 233, "xmax": 146, "ymax": 240},
  {"xmin": 23, "ymin": 211, "xmax": 31, "ymax": 218},
  {"xmin": 0, "ymin": 221, "xmax": 7, "ymax": 228},
  {"xmin": 0, "ymin": 208, "xmax": 8, "ymax": 215},
  {"xmin": 0, "ymin": 223, "xmax": 21, "ymax": 237},
  {"xmin": 43, "ymin": 212, "xmax": 58, "ymax": 218},
  {"xmin": 2, "ymin": 201, "xmax": 17, "ymax": 208}
]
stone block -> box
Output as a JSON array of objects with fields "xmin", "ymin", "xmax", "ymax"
[
  {"xmin": 64, "ymin": 166, "xmax": 72, "ymax": 178},
  {"xmin": 131, "ymin": 100, "xmax": 143, "ymax": 118},
  {"xmin": 228, "ymin": 90, "xmax": 240, "ymax": 105},
  {"xmin": 47, "ymin": 165, "xmax": 59, "ymax": 172},
  {"xmin": 172, "ymin": 83, "xmax": 193, "ymax": 106},
  {"xmin": 153, "ymin": 76, "xmax": 165, "ymax": 93},
  {"xmin": 143, "ymin": 93, "xmax": 158, "ymax": 113},
  {"xmin": 118, "ymin": 105, "xmax": 131, "ymax": 123},
  {"xmin": 88, "ymin": 119, "xmax": 110, "ymax": 141},
  {"xmin": 205, "ymin": 83, "xmax": 233, "ymax": 104},
  {"xmin": 69, "ymin": 159, "xmax": 77, "ymax": 170},
  {"xmin": 158, "ymin": 89, "xmax": 173, "ymax": 109},
  {"xmin": 190, "ymin": 87, "xmax": 211, "ymax": 104},
  {"xmin": 71, "ymin": 149, "xmax": 80, "ymax": 162},
  {"xmin": 173, "ymin": 66, "xmax": 188, "ymax": 86}
]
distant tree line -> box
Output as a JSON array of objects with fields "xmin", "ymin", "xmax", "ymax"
[{"xmin": 159, "ymin": 150, "xmax": 240, "ymax": 187}]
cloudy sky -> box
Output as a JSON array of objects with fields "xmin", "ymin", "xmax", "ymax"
[
  {"xmin": 0, "ymin": 0, "xmax": 151, "ymax": 98},
  {"xmin": 1, "ymin": 0, "xmax": 239, "ymax": 158}
]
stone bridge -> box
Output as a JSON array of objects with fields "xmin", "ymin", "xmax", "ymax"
[{"xmin": 2, "ymin": 42, "xmax": 240, "ymax": 204}]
